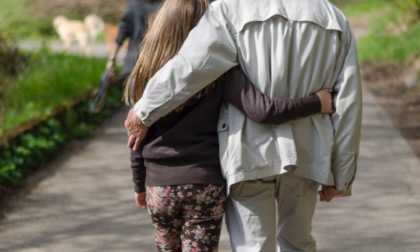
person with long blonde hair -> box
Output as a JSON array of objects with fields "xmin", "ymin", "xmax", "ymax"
[{"xmin": 124, "ymin": 0, "xmax": 334, "ymax": 251}]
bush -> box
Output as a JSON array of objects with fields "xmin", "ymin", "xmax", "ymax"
[
  {"xmin": 0, "ymin": 34, "xmax": 27, "ymax": 78},
  {"xmin": 0, "ymin": 33, "xmax": 28, "ymax": 126},
  {"xmin": 396, "ymin": 0, "xmax": 420, "ymax": 23},
  {"xmin": 0, "ymin": 118, "xmax": 66, "ymax": 187},
  {"xmin": 0, "ymin": 85, "xmax": 123, "ymax": 192}
]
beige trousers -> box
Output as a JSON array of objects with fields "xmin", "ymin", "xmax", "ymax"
[{"xmin": 225, "ymin": 173, "xmax": 319, "ymax": 252}]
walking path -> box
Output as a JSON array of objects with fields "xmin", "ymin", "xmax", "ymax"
[
  {"xmin": 17, "ymin": 41, "xmax": 126, "ymax": 64},
  {"xmin": 1, "ymin": 39, "xmax": 419, "ymax": 251}
]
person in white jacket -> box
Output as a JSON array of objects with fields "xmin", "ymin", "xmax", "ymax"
[{"xmin": 124, "ymin": 0, "xmax": 363, "ymax": 251}]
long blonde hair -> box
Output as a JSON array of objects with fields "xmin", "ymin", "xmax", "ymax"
[{"xmin": 124, "ymin": 0, "xmax": 210, "ymax": 107}]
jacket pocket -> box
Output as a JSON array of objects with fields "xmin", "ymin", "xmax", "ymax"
[{"xmin": 217, "ymin": 104, "xmax": 229, "ymax": 177}]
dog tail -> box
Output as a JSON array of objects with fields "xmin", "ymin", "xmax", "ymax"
[{"xmin": 84, "ymin": 14, "xmax": 105, "ymax": 40}]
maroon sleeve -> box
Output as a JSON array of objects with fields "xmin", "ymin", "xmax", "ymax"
[
  {"xmin": 224, "ymin": 66, "xmax": 321, "ymax": 124},
  {"xmin": 130, "ymin": 149, "xmax": 146, "ymax": 193}
]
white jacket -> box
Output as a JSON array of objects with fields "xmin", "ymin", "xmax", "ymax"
[{"xmin": 134, "ymin": 0, "xmax": 363, "ymax": 195}]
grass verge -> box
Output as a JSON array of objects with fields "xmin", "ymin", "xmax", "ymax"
[
  {"xmin": 0, "ymin": 0, "xmax": 56, "ymax": 40},
  {"xmin": 337, "ymin": 0, "xmax": 420, "ymax": 62},
  {"xmin": 1, "ymin": 47, "xmax": 107, "ymax": 135}
]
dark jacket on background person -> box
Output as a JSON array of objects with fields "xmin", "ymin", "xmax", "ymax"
[{"xmin": 116, "ymin": 0, "xmax": 162, "ymax": 75}]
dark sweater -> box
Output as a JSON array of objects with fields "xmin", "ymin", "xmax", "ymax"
[{"xmin": 131, "ymin": 66, "xmax": 321, "ymax": 193}]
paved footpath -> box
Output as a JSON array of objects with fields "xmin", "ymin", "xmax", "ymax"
[{"xmin": 1, "ymin": 42, "xmax": 420, "ymax": 252}]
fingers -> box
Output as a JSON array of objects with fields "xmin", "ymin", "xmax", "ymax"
[
  {"xmin": 323, "ymin": 189, "xmax": 334, "ymax": 202},
  {"xmin": 127, "ymin": 135, "xmax": 137, "ymax": 149},
  {"xmin": 318, "ymin": 185, "xmax": 341, "ymax": 202},
  {"xmin": 128, "ymin": 135, "xmax": 145, "ymax": 151},
  {"xmin": 133, "ymin": 137, "xmax": 142, "ymax": 152},
  {"xmin": 319, "ymin": 193, "xmax": 333, "ymax": 202},
  {"xmin": 325, "ymin": 186, "xmax": 336, "ymax": 201},
  {"xmin": 135, "ymin": 193, "xmax": 147, "ymax": 209},
  {"xmin": 127, "ymin": 130, "xmax": 147, "ymax": 151},
  {"xmin": 125, "ymin": 109, "xmax": 149, "ymax": 150},
  {"xmin": 316, "ymin": 90, "xmax": 333, "ymax": 114},
  {"xmin": 323, "ymin": 88, "xmax": 335, "ymax": 114},
  {"xmin": 137, "ymin": 200, "xmax": 147, "ymax": 209},
  {"xmin": 326, "ymin": 91, "xmax": 333, "ymax": 114},
  {"xmin": 318, "ymin": 190, "xmax": 332, "ymax": 202}
]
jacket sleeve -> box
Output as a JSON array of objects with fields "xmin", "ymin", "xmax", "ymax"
[
  {"xmin": 134, "ymin": 1, "xmax": 238, "ymax": 126},
  {"xmin": 116, "ymin": 4, "xmax": 132, "ymax": 45},
  {"xmin": 130, "ymin": 149, "xmax": 146, "ymax": 193},
  {"xmin": 330, "ymin": 23, "xmax": 363, "ymax": 195},
  {"xmin": 224, "ymin": 66, "xmax": 321, "ymax": 124}
]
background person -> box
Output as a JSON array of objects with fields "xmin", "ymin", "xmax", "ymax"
[{"xmin": 106, "ymin": 0, "xmax": 162, "ymax": 80}]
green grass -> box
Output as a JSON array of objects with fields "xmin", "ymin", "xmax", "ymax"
[
  {"xmin": 1, "ymin": 47, "xmax": 107, "ymax": 134},
  {"xmin": 357, "ymin": 22, "xmax": 420, "ymax": 62},
  {"xmin": 333, "ymin": 0, "xmax": 420, "ymax": 63},
  {"xmin": 349, "ymin": 0, "xmax": 420, "ymax": 62},
  {"xmin": 0, "ymin": 0, "xmax": 105, "ymax": 42},
  {"xmin": 336, "ymin": 0, "xmax": 393, "ymax": 16},
  {"xmin": 0, "ymin": 0, "xmax": 56, "ymax": 40}
]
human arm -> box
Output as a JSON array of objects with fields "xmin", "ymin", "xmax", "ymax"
[
  {"xmin": 127, "ymin": 2, "xmax": 237, "ymax": 149},
  {"xmin": 130, "ymin": 148, "xmax": 147, "ymax": 208},
  {"xmin": 133, "ymin": 2, "xmax": 237, "ymax": 126},
  {"xmin": 330, "ymin": 24, "xmax": 363, "ymax": 195},
  {"xmin": 224, "ymin": 66, "xmax": 333, "ymax": 124},
  {"xmin": 107, "ymin": 4, "xmax": 132, "ymax": 75},
  {"xmin": 106, "ymin": 42, "xmax": 121, "ymax": 76}
]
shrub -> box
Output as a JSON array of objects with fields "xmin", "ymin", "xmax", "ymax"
[
  {"xmin": 0, "ymin": 34, "xmax": 27, "ymax": 78},
  {"xmin": 0, "ymin": 118, "xmax": 66, "ymax": 187},
  {"xmin": 396, "ymin": 0, "xmax": 420, "ymax": 24},
  {"xmin": 0, "ymin": 33, "xmax": 28, "ymax": 126},
  {"xmin": 0, "ymin": 86, "xmax": 123, "ymax": 192}
]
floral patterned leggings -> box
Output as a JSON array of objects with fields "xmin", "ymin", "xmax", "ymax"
[{"xmin": 146, "ymin": 184, "xmax": 226, "ymax": 252}]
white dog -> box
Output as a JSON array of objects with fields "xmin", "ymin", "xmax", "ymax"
[{"xmin": 53, "ymin": 14, "xmax": 105, "ymax": 57}]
